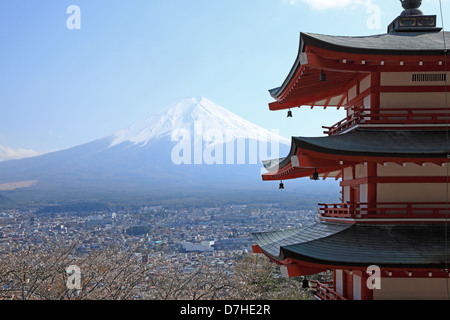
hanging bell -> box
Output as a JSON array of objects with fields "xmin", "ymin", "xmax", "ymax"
[
  {"xmin": 302, "ymin": 278, "xmax": 310, "ymax": 289},
  {"xmin": 287, "ymin": 109, "xmax": 293, "ymax": 118},
  {"xmin": 279, "ymin": 181, "xmax": 285, "ymax": 189},
  {"xmin": 311, "ymin": 169, "xmax": 319, "ymax": 181},
  {"xmin": 319, "ymin": 69, "xmax": 327, "ymax": 82}
]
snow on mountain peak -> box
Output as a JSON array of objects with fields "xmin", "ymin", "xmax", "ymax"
[{"xmin": 109, "ymin": 97, "xmax": 290, "ymax": 148}]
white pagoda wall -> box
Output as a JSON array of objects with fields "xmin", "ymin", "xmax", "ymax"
[
  {"xmin": 342, "ymin": 167, "xmax": 353, "ymax": 203},
  {"xmin": 340, "ymin": 70, "xmax": 450, "ymax": 204},
  {"xmin": 380, "ymin": 71, "xmax": 450, "ymax": 86},
  {"xmin": 373, "ymin": 278, "xmax": 450, "ymax": 300},
  {"xmin": 346, "ymin": 75, "xmax": 371, "ymax": 118},
  {"xmin": 377, "ymin": 183, "xmax": 449, "ymax": 203},
  {"xmin": 380, "ymin": 92, "xmax": 448, "ymax": 108},
  {"xmin": 377, "ymin": 163, "xmax": 449, "ymax": 203},
  {"xmin": 342, "ymin": 164, "xmax": 369, "ymax": 204},
  {"xmin": 342, "ymin": 163, "xmax": 449, "ymax": 204},
  {"xmin": 378, "ymin": 163, "xmax": 447, "ymax": 176},
  {"xmin": 343, "ymin": 186, "xmax": 350, "ymax": 203},
  {"xmin": 379, "ymin": 71, "xmax": 450, "ymax": 109},
  {"xmin": 360, "ymin": 74, "xmax": 371, "ymax": 92},
  {"xmin": 345, "ymin": 71, "xmax": 450, "ymax": 118}
]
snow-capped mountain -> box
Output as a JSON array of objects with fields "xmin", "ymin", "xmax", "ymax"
[
  {"xmin": 109, "ymin": 96, "xmax": 289, "ymax": 148},
  {"xmin": 0, "ymin": 97, "xmax": 307, "ymax": 204}
]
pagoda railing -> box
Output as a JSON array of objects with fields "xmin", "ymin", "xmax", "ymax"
[
  {"xmin": 323, "ymin": 108, "xmax": 450, "ymax": 136},
  {"xmin": 318, "ymin": 202, "xmax": 450, "ymax": 220},
  {"xmin": 323, "ymin": 109, "xmax": 364, "ymax": 136},
  {"xmin": 310, "ymin": 281, "xmax": 347, "ymax": 300}
]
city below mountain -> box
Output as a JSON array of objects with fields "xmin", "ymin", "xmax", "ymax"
[{"xmin": 0, "ymin": 97, "xmax": 338, "ymax": 207}]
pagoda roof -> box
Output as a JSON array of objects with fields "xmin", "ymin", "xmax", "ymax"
[
  {"xmin": 262, "ymin": 129, "xmax": 450, "ymax": 181},
  {"xmin": 300, "ymin": 31, "xmax": 450, "ymax": 57},
  {"xmin": 252, "ymin": 222, "xmax": 450, "ymax": 269},
  {"xmin": 269, "ymin": 31, "xmax": 450, "ymax": 110},
  {"xmin": 292, "ymin": 129, "xmax": 450, "ymax": 159}
]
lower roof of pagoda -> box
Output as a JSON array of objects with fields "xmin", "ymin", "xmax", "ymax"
[
  {"xmin": 262, "ymin": 129, "xmax": 450, "ymax": 181},
  {"xmin": 252, "ymin": 222, "xmax": 450, "ymax": 269}
]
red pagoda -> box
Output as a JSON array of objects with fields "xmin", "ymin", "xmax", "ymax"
[{"xmin": 252, "ymin": 0, "xmax": 450, "ymax": 300}]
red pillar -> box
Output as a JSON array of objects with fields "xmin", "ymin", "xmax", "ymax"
[
  {"xmin": 345, "ymin": 270, "xmax": 353, "ymax": 300},
  {"xmin": 370, "ymin": 72, "xmax": 380, "ymax": 116},
  {"xmin": 361, "ymin": 272, "xmax": 374, "ymax": 300},
  {"xmin": 367, "ymin": 162, "xmax": 377, "ymax": 205}
]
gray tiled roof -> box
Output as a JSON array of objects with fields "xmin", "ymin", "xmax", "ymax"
[
  {"xmin": 263, "ymin": 130, "xmax": 450, "ymax": 176},
  {"xmin": 252, "ymin": 222, "xmax": 450, "ymax": 268},
  {"xmin": 301, "ymin": 31, "xmax": 450, "ymax": 56},
  {"xmin": 293, "ymin": 129, "xmax": 450, "ymax": 158},
  {"xmin": 252, "ymin": 222, "xmax": 350, "ymax": 258}
]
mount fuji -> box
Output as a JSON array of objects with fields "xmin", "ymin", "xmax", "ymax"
[{"xmin": 0, "ymin": 97, "xmax": 337, "ymax": 205}]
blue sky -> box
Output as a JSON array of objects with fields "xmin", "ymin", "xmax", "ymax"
[{"xmin": 0, "ymin": 0, "xmax": 448, "ymax": 161}]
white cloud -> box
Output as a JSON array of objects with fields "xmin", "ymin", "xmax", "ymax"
[
  {"xmin": 0, "ymin": 145, "xmax": 42, "ymax": 162},
  {"xmin": 284, "ymin": 0, "xmax": 381, "ymax": 29},
  {"xmin": 285, "ymin": 0, "xmax": 374, "ymax": 11}
]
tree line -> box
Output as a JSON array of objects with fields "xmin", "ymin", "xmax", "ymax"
[{"xmin": 0, "ymin": 238, "xmax": 330, "ymax": 300}]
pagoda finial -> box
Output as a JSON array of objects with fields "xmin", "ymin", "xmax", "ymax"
[
  {"xmin": 389, "ymin": 0, "xmax": 439, "ymax": 32},
  {"xmin": 399, "ymin": 0, "xmax": 423, "ymax": 16},
  {"xmin": 400, "ymin": 0, "xmax": 422, "ymax": 9}
]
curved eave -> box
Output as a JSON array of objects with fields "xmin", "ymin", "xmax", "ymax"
[
  {"xmin": 261, "ymin": 129, "xmax": 450, "ymax": 181},
  {"xmin": 261, "ymin": 136, "xmax": 347, "ymax": 181},
  {"xmin": 269, "ymin": 31, "xmax": 450, "ymax": 111},
  {"xmin": 269, "ymin": 67, "xmax": 357, "ymax": 111},
  {"xmin": 262, "ymin": 165, "xmax": 344, "ymax": 181},
  {"xmin": 269, "ymin": 37, "xmax": 305, "ymax": 101}
]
